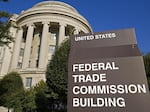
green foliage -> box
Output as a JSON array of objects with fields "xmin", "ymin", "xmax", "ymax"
[
  {"xmin": 21, "ymin": 89, "xmax": 37, "ymax": 112},
  {"xmin": 10, "ymin": 88, "xmax": 37, "ymax": 112},
  {"xmin": 0, "ymin": 71, "xmax": 23, "ymax": 110},
  {"xmin": 0, "ymin": 11, "xmax": 14, "ymax": 46},
  {"xmin": 7, "ymin": 81, "xmax": 48, "ymax": 112},
  {"xmin": 9, "ymin": 89, "xmax": 24, "ymax": 112},
  {"xmin": 0, "ymin": 0, "xmax": 14, "ymax": 46},
  {"xmin": 143, "ymin": 53, "xmax": 150, "ymax": 89},
  {"xmin": 144, "ymin": 53, "xmax": 150, "ymax": 76},
  {"xmin": 46, "ymin": 38, "xmax": 70, "ymax": 110},
  {"xmin": 34, "ymin": 80, "xmax": 49, "ymax": 112},
  {"xmin": 0, "ymin": 75, "xmax": 53, "ymax": 112}
]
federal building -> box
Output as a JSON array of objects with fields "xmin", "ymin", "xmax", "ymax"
[{"xmin": 0, "ymin": 1, "xmax": 92, "ymax": 88}]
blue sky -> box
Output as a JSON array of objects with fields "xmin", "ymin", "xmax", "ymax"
[{"xmin": 0, "ymin": 0, "xmax": 150, "ymax": 54}]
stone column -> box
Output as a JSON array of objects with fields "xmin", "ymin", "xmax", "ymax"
[
  {"xmin": 22, "ymin": 23, "xmax": 34, "ymax": 69},
  {"xmin": 58, "ymin": 23, "xmax": 66, "ymax": 45},
  {"xmin": 10, "ymin": 28, "xmax": 23, "ymax": 70},
  {"xmin": 39, "ymin": 21, "xmax": 49, "ymax": 68}
]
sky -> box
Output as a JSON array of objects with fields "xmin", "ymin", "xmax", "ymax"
[{"xmin": 0, "ymin": 0, "xmax": 150, "ymax": 54}]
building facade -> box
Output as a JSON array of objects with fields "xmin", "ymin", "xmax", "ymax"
[{"xmin": 0, "ymin": 1, "xmax": 92, "ymax": 88}]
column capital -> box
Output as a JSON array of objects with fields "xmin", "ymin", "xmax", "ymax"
[
  {"xmin": 59, "ymin": 22, "xmax": 67, "ymax": 27},
  {"xmin": 42, "ymin": 21, "xmax": 50, "ymax": 25},
  {"xmin": 18, "ymin": 26, "xmax": 23, "ymax": 30},
  {"xmin": 26, "ymin": 23, "xmax": 35, "ymax": 27}
]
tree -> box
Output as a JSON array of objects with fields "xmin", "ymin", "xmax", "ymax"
[
  {"xmin": 144, "ymin": 53, "xmax": 150, "ymax": 76},
  {"xmin": 21, "ymin": 89, "xmax": 37, "ymax": 112},
  {"xmin": 143, "ymin": 53, "xmax": 150, "ymax": 89},
  {"xmin": 46, "ymin": 38, "xmax": 70, "ymax": 111},
  {"xmin": 9, "ymin": 89, "xmax": 24, "ymax": 112},
  {"xmin": 0, "ymin": 71, "xmax": 23, "ymax": 111},
  {"xmin": 34, "ymin": 80, "xmax": 49, "ymax": 112},
  {"xmin": 0, "ymin": 0, "xmax": 14, "ymax": 46},
  {"xmin": 0, "ymin": 11, "xmax": 14, "ymax": 46}
]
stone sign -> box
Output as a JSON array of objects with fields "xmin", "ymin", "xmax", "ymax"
[{"xmin": 67, "ymin": 28, "xmax": 150, "ymax": 112}]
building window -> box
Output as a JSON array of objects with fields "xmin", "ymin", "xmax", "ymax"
[
  {"xmin": 49, "ymin": 45, "xmax": 55, "ymax": 54},
  {"xmin": 26, "ymin": 77, "xmax": 32, "ymax": 88},
  {"xmin": 50, "ymin": 33, "xmax": 56, "ymax": 40},
  {"xmin": 22, "ymin": 29, "xmax": 27, "ymax": 43},
  {"xmin": 28, "ymin": 60, "xmax": 31, "ymax": 68},
  {"xmin": 36, "ymin": 59, "xmax": 39, "ymax": 68},
  {"xmin": 17, "ymin": 62, "xmax": 22, "ymax": 68},
  {"xmin": 37, "ymin": 45, "xmax": 40, "ymax": 58},
  {"xmin": 19, "ymin": 48, "xmax": 24, "ymax": 56}
]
